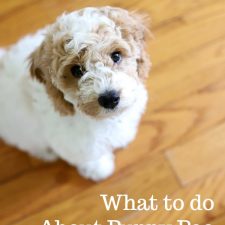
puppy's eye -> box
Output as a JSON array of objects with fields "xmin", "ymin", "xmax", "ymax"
[
  {"xmin": 71, "ymin": 65, "xmax": 85, "ymax": 78},
  {"xmin": 111, "ymin": 51, "xmax": 122, "ymax": 63}
]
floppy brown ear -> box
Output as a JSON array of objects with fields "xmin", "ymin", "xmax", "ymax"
[
  {"xmin": 100, "ymin": 7, "xmax": 151, "ymax": 80},
  {"xmin": 29, "ymin": 44, "xmax": 75, "ymax": 116},
  {"xmin": 29, "ymin": 44, "xmax": 46, "ymax": 84},
  {"xmin": 121, "ymin": 11, "xmax": 151, "ymax": 80}
]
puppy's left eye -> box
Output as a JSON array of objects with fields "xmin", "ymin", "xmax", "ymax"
[
  {"xmin": 111, "ymin": 51, "xmax": 122, "ymax": 63},
  {"xmin": 71, "ymin": 65, "xmax": 85, "ymax": 78}
]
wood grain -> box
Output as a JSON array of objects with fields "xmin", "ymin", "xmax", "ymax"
[
  {"xmin": 166, "ymin": 122, "xmax": 225, "ymax": 185},
  {"xmin": 0, "ymin": 0, "xmax": 225, "ymax": 225}
]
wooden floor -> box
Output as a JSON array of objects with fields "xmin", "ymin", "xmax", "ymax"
[{"xmin": 0, "ymin": 0, "xmax": 225, "ymax": 225}]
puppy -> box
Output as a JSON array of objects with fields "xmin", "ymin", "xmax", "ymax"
[{"xmin": 0, "ymin": 6, "xmax": 151, "ymax": 181}]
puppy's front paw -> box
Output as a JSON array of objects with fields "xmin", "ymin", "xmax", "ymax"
[{"xmin": 77, "ymin": 154, "xmax": 115, "ymax": 182}]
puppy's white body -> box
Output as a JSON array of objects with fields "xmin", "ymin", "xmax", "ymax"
[{"xmin": 0, "ymin": 7, "xmax": 149, "ymax": 181}]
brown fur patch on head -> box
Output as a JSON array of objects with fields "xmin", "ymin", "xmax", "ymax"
[
  {"xmin": 99, "ymin": 6, "xmax": 151, "ymax": 80},
  {"xmin": 29, "ymin": 41, "xmax": 75, "ymax": 116}
]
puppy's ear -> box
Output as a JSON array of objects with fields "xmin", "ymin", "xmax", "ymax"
[
  {"xmin": 119, "ymin": 11, "xmax": 152, "ymax": 80},
  {"xmin": 101, "ymin": 7, "xmax": 151, "ymax": 80},
  {"xmin": 29, "ymin": 42, "xmax": 48, "ymax": 84},
  {"xmin": 29, "ymin": 43, "xmax": 75, "ymax": 116}
]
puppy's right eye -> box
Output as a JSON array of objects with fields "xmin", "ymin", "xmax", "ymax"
[
  {"xmin": 111, "ymin": 51, "xmax": 122, "ymax": 63},
  {"xmin": 71, "ymin": 65, "xmax": 85, "ymax": 78}
]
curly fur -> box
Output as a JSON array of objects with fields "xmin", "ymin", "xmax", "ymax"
[{"xmin": 0, "ymin": 6, "xmax": 151, "ymax": 181}]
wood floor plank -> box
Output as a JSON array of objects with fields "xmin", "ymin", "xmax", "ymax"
[
  {"xmin": 146, "ymin": 76, "xmax": 225, "ymax": 153},
  {"xmin": 0, "ymin": 161, "xmax": 92, "ymax": 225},
  {"xmin": 0, "ymin": 140, "xmax": 43, "ymax": 183},
  {"xmin": 0, "ymin": 0, "xmax": 36, "ymax": 17},
  {"xmin": 0, "ymin": 142, "xmax": 29, "ymax": 182},
  {"xmin": 148, "ymin": 34, "xmax": 225, "ymax": 112},
  {"xmin": 166, "ymin": 122, "xmax": 225, "ymax": 185},
  {"xmin": 139, "ymin": 0, "xmax": 218, "ymax": 26},
  {"xmin": 150, "ymin": 0, "xmax": 225, "ymax": 66}
]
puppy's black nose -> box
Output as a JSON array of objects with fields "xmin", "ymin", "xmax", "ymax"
[{"xmin": 98, "ymin": 90, "xmax": 120, "ymax": 109}]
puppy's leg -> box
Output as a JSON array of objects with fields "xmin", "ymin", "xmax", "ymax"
[{"xmin": 77, "ymin": 153, "xmax": 115, "ymax": 182}]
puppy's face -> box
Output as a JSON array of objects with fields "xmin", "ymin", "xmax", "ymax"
[{"xmin": 30, "ymin": 7, "xmax": 151, "ymax": 118}]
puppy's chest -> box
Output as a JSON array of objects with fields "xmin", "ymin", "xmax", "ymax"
[{"xmin": 47, "ymin": 113, "xmax": 136, "ymax": 149}]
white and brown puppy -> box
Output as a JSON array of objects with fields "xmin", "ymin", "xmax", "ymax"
[{"xmin": 0, "ymin": 6, "xmax": 151, "ymax": 181}]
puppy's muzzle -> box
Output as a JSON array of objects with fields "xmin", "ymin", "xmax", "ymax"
[{"xmin": 98, "ymin": 90, "xmax": 120, "ymax": 109}]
